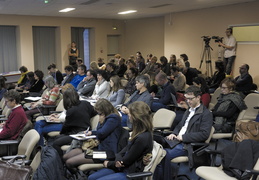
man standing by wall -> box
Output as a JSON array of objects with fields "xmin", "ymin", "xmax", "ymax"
[{"xmin": 219, "ymin": 28, "xmax": 237, "ymax": 76}]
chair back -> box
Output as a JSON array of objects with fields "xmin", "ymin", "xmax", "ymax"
[
  {"xmin": 30, "ymin": 148, "xmax": 42, "ymax": 176},
  {"xmin": 17, "ymin": 120, "xmax": 33, "ymax": 141},
  {"xmin": 2, "ymin": 106, "xmax": 11, "ymax": 117},
  {"xmin": 144, "ymin": 141, "xmax": 166, "ymax": 180},
  {"xmin": 153, "ymin": 108, "xmax": 176, "ymax": 129},
  {"xmin": 55, "ymin": 99, "xmax": 64, "ymax": 111},
  {"xmin": 238, "ymin": 93, "xmax": 259, "ymax": 120},
  {"xmin": 205, "ymin": 126, "xmax": 215, "ymax": 143},
  {"xmin": 55, "ymin": 93, "xmax": 63, "ymax": 107},
  {"xmin": 209, "ymin": 88, "xmax": 221, "ymax": 110},
  {"xmin": 0, "ymin": 98, "xmax": 5, "ymax": 110},
  {"xmin": 18, "ymin": 129, "xmax": 40, "ymax": 160},
  {"xmin": 90, "ymin": 115, "xmax": 99, "ymax": 131}
]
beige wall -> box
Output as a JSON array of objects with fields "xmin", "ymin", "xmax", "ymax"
[
  {"xmin": 0, "ymin": 15, "xmax": 125, "ymax": 71},
  {"xmin": 124, "ymin": 17, "xmax": 164, "ymax": 59},
  {"xmin": 164, "ymin": 1, "xmax": 259, "ymax": 85}
]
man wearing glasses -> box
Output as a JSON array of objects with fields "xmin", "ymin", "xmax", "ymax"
[{"xmin": 154, "ymin": 86, "xmax": 213, "ymax": 179}]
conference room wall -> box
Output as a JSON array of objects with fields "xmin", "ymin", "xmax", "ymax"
[
  {"xmin": 164, "ymin": 1, "xmax": 259, "ymax": 85},
  {"xmin": 0, "ymin": 15, "xmax": 125, "ymax": 71}
]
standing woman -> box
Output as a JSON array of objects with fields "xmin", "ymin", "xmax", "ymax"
[
  {"xmin": 91, "ymin": 70, "xmax": 110, "ymax": 100},
  {"xmin": 107, "ymin": 75, "xmax": 125, "ymax": 107},
  {"xmin": 88, "ymin": 101, "xmax": 153, "ymax": 180},
  {"xmin": 63, "ymin": 99, "xmax": 122, "ymax": 174},
  {"xmin": 53, "ymin": 87, "xmax": 96, "ymax": 157},
  {"xmin": 68, "ymin": 42, "xmax": 79, "ymax": 71}
]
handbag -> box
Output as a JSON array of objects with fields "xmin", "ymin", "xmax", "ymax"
[
  {"xmin": 233, "ymin": 120, "xmax": 259, "ymax": 142},
  {"xmin": 0, "ymin": 156, "xmax": 32, "ymax": 180},
  {"xmin": 82, "ymin": 138, "xmax": 99, "ymax": 151}
]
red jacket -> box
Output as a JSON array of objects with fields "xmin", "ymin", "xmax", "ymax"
[{"xmin": 0, "ymin": 105, "xmax": 27, "ymax": 140}]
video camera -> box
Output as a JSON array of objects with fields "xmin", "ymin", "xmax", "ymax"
[{"xmin": 212, "ymin": 36, "xmax": 224, "ymax": 43}]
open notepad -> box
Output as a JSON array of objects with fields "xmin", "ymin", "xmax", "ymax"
[
  {"xmin": 69, "ymin": 134, "xmax": 97, "ymax": 141},
  {"xmin": 93, "ymin": 151, "xmax": 107, "ymax": 159}
]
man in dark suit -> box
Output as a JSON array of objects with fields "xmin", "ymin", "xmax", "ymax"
[{"xmin": 60, "ymin": 65, "xmax": 75, "ymax": 86}]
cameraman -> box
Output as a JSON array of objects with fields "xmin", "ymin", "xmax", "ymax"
[{"xmin": 218, "ymin": 28, "xmax": 236, "ymax": 75}]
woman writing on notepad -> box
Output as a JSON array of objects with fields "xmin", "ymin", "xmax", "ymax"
[
  {"xmin": 63, "ymin": 99, "xmax": 123, "ymax": 174},
  {"xmin": 88, "ymin": 101, "xmax": 153, "ymax": 180}
]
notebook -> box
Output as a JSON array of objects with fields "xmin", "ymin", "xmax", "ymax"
[{"xmin": 69, "ymin": 134, "xmax": 97, "ymax": 141}]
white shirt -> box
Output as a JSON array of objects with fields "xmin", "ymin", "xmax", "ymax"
[
  {"xmin": 178, "ymin": 105, "xmax": 200, "ymax": 136},
  {"xmin": 224, "ymin": 35, "xmax": 236, "ymax": 58}
]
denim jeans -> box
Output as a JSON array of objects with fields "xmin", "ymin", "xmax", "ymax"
[
  {"xmin": 88, "ymin": 168, "xmax": 127, "ymax": 180},
  {"xmin": 224, "ymin": 56, "xmax": 236, "ymax": 75},
  {"xmin": 34, "ymin": 120, "xmax": 63, "ymax": 146}
]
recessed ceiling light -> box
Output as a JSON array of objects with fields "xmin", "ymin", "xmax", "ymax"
[
  {"xmin": 118, "ymin": 10, "xmax": 137, "ymax": 15},
  {"xmin": 59, "ymin": 8, "xmax": 75, "ymax": 13}
]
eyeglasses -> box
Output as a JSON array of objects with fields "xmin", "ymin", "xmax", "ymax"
[{"xmin": 185, "ymin": 96, "xmax": 196, "ymax": 101}]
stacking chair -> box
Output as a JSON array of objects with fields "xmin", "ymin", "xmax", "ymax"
[
  {"xmin": 209, "ymin": 88, "xmax": 221, "ymax": 110},
  {"xmin": 153, "ymin": 108, "xmax": 176, "ymax": 131},
  {"xmin": 196, "ymin": 153, "xmax": 259, "ymax": 180},
  {"xmin": 1, "ymin": 129, "xmax": 40, "ymax": 160},
  {"xmin": 126, "ymin": 141, "xmax": 166, "ymax": 180},
  {"xmin": 170, "ymin": 127, "xmax": 215, "ymax": 179}
]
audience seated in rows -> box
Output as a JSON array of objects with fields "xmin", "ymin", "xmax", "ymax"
[
  {"xmin": 180, "ymin": 53, "xmax": 190, "ymax": 68},
  {"xmin": 192, "ymin": 76, "xmax": 211, "ymax": 108},
  {"xmin": 171, "ymin": 66, "xmax": 186, "ymax": 92},
  {"xmin": 0, "ymin": 76, "xmax": 7, "ymax": 100},
  {"xmin": 70, "ymin": 64, "xmax": 87, "ymax": 88},
  {"xmin": 16, "ymin": 71, "xmax": 35, "ymax": 92},
  {"xmin": 124, "ymin": 67, "xmax": 138, "ymax": 95},
  {"xmin": 47, "ymin": 63, "xmax": 63, "ymax": 85},
  {"xmin": 52, "ymin": 87, "xmax": 96, "ymax": 157},
  {"xmin": 116, "ymin": 58, "xmax": 127, "ymax": 78},
  {"xmin": 88, "ymin": 101, "xmax": 153, "ymax": 180},
  {"xmin": 154, "ymin": 85, "xmax": 213, "ymax": 180},
  {"xmin": 77, "ymin": 70, "xmax": 97, "ymax": 97},
  {"xmin": 91, "ymin": 70, "xmax": 110, "ymax": 100},
  {"xmin": 212, "ymin": 78, "xmax": 247, "ymax": 133},
  {"xmin": 34, "ymin": 83, "xmax": 74, "ymax": 146},
  {"xmin": 63, "ymin": 99, "xmax": 122, "ymax": 174},
  {"xmin": 106, "ymin": 75, "xmax": 125, "ymax": 107},
  {"xmin": 17, "ymin": 66, "xmax": 29, "ymax": 87},
  {"xmin": 0, "ymin": 90, "xmax": 27, "ymax": 140},
  {"xmin": 160, "ymin": 56, "xmax": 171, "ymax": 76},
  {"xmin": 25, "ymin": 75, "xmax": 60, "ymax": 121},
  {"xmin": 61, "ymin": 65, "xmax": 75, "ymax": 86},
  {"xmin": 234, "ymin": 63, "xmax": 254, "ymax": 96},
  {"xmin": 23, "ymin": 69, "xmax": 44, "ymax": 96},
  {"xmin": 208, "ymin": 60, "xmax": 226, "ymax": 93},
  {"xmin": 151, "ymin": 72, "xmax": 176, "ymax": 112}
]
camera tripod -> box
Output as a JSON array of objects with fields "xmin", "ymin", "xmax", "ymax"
[{"xmin": 199, "ymin": 43, "xmax": 213, "ymax": 77}]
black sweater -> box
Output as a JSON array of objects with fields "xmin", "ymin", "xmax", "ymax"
[
  {"xmin": 60, "ymin": 101, "xmax": 96, "ymax": 135},
  {"xmin": 107, "ymin": 131, "xmax": 153, "ymax": 173}
]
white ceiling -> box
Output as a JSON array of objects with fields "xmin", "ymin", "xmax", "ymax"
[{"xmin": 0, "ymin": 0, "xmax": 257, "ymax": 19}]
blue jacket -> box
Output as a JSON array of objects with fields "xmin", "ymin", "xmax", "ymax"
[{"xmin": 92, "ymin": 113, "xmax": 122, "ymax": 154}]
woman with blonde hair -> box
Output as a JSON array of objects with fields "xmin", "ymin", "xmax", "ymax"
[
  {"xmin": 107, "ymin": 75, "xmax": 125, "ymax": 107},
  {"xmin": 88, "ymin": 101, "xmax": 153, "ymax": 180},
  {"xmin": 90, "ymin": 61, "xmax": 99, "ymax": 71}
]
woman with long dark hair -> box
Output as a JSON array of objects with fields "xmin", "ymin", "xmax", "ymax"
[
  {"xmin": 52, "ymin": 87, "xmax": 96, "ymax": 157},
  {"xmin": 88, "ymin": 101, "xmax": 153, "ymax": 180},
  {"xmin": 63, "ymin": 99, "xmax": 122, "ymax": 174}
]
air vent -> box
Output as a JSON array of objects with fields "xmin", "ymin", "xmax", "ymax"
[
  {"xmin": 80, "ymin": 0, "xmax": 100, "ymax": 5},
  {"xmin": 149, "ymin": 4, "xmax": 172, "ymax": 8}
]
